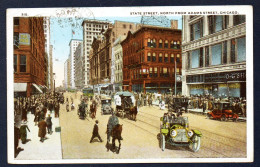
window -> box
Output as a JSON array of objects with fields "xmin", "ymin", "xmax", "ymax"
[
  {"xmin": 159, "ymin": 53, "xmax": 163, "ymax": 62},
  {"xmin": 211, "ymin": 43, "xmax": 222, "ymax": 65},
  {"xmin": 147, "ymin": 52, "xmax": 151, "ymax": 61},
  {"xmin": 190, "ymin": 19, "xmax": 203, "ymax": 41},
  {"xmin": 164, "ymin": 40, "xmax": 168, "ymax": 48},
  {"xmin": 187, "ymin": 52, "xmax": 191, "ymax": 69},
  {"xmin": 223, "ymin": 41, "xmax": 227, "ymax": 64},
  {"xmin": 20, "ymin": 55, "xmax": 26, "ymax": 72},
  {"xmin": 159, "ymin": 39, "xmax": 163, "ymax": 48},
  {"xmin": 14, "ymin": 54, "xmax": 17, "ymax": 72},
  {"xmin": 191, "ymin": 49, "xmax": 200, "ymax": 68},
  {"xmin": 177, "ymin": 54, "xmax": 181, "ymax": 64},
  {"xmin": 170, "ymin": 41, "xmax": 174, "ymax": 49},
  {"xmin": 177, "ymin": 41, "xmax": 181, "ymax": 49},
  {"xmin": 233, "ymin": 15, "xmax": 245, "ymax": 26},
  {"xmin": 154, "ymin": 67, "xmax": 158, "ymax": 77},
  {"xmin": 14, "ymin": 17, "xmax": 19, "ymax": 25},
  {"xmin": 14, "ymin": 32, "xmax": 19, "ymax": 49},
  {"xmin": 149, "ymin": 67, "xmax": 153, "ymax": 77},
  {"xmin": 152, "ymin": 53, "xmax": 156, "ymax": 62},
  {"xmin": 164, "ymin": 53, "xmax": 168, "ymax": 62},
  {"xmin": 170, "ymin": 54, "xmax": 174, "ymax": 63},
  {"xmin": 147, "ymin": 38, "xmax": 151, "ymax": 47},
  {"xmin": 151, "ymin": 39, "xmax": 156, "ymax": 48},
  {"xmin": 237, "ymin": 37, "xmax": 246, "ymax": 62},
  {"xmin": 205, "ymin": 46, "xmax": 209, "ymax": 67},
  {"xmin": 208, "ymin": 15, "xmax": 229, "ymax": 34}
]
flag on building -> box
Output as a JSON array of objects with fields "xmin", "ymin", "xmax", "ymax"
[{"xmin": 72, "ymin": 30, "xmax": 75, "ymax": 35}]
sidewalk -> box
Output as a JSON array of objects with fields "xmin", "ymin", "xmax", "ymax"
[{"xmin": 15, "ymin": 110, "xmax": 62, "ymax": 160}]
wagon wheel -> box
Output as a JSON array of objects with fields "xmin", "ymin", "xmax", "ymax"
[
  {"xmin": 160, "ymin": 133, "xmax": 165, "ymax": 151},
  {"xmin": 190, "ymin": 135, "xmax": 201, "ymax": 152},
  {"xmin": 233, "ymin": 117, "xmax": 238, "ymax": 122},
  {"xmin": 220, "ymin": 115, "xmax": 227, "ymax": 122}
]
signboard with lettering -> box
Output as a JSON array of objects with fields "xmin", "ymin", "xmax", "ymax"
[
  {"xmin": 187, "ymin": 70, "xmax": 246, "ymax": 83},
  {"xmin": 19, "ymin": 33, "xmax": 30, "ymax": 45}
]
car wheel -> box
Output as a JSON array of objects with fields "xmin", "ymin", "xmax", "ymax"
[
  {"xmin": 220, "ymin": 115, "xmax": 227, "ymax": 122},
  {"xmin": 233, "ymin": 117, "xmax": 238, "ymax": 122},
  {"xmin": 206, "ymin": 113, "xmax": 211, "ymax": 119},
  {"xmin": 161, "ymin": 133, "xmax": 165, "ymax": 151},
  {"xmin": 191, "ymin": 135, "xmax": 201, "ymax": 152}
]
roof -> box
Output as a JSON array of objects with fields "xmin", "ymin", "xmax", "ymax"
[
  {"xmin": 115, "ymin": 91, "xmax": 134, "ymax": 97},
  {"xmin": 121, "ymin": 25, "xmax": 182, "ymax": 45}
]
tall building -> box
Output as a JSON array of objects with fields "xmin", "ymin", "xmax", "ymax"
[
  {"xmin": 82, "ymin": 19, "xmax": 111, "ymax": 88},
  {"xmin": 64, "ymin": 59, "xmax": 68, "ymax": 89},
  {"xmin": 182, "ymin": 15, "xmax": 246, "ymax": 97},
  {"xmin": 49, "ymin": 45, "xmax": 54, "ymax": 91},
  {"xmin": 112, "ymin": 36, "xmax": 125, "ymax": 91},
  {"xmin": 69, "ymin": 39, "xmax": 82, "ymax": 89},
  {"xmin": 67, "ymin": 58, "xmax": 71, "ymax": 89},
  {"xmin": 74, "ymin": 43, "xmax": 84, "ymax": 89},
  {"xmin": 121, "ymin": 25, "xmax": 182, "ymax": 93},
  {"xmin": 43, "ymin": 17, "xmax": 51, "ymax": 90},
  {"xmin": 13, "ymin": 17, "xmax": 46, "ymax": 97}
]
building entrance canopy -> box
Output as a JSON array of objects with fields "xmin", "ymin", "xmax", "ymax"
[
  {"xmin": 32, "ymin": 83, "xmax": 43, "ymax": 93},
  {"xmin": 14, "ymin": 83, "xmax": 27, "ymax": 92}
]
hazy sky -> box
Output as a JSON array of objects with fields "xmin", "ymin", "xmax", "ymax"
[{"xmin": 50, "ymin": 16, "xmax": 182, "ymax": 87}]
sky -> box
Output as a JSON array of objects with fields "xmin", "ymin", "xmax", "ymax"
[{"xmin": 50, "ymin": 16, "xmax": 182, "ymax": 87}]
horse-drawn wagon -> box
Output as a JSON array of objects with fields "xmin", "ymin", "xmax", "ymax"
[{"xmin": 114, "ymin": 91, "xmax": 137, "ymax": 121}]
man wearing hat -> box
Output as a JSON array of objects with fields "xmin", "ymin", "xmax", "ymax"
[
  {"xmin": 46, "ymin": 114, "xmax": 53, "ymax": 134},
  {"xmin": 90, "ymin": 120, "xmax": 103, "ymax": 143}
]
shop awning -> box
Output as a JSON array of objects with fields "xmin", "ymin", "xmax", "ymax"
[
  {"xmin": 14, "ymin": 83, "xmax": 27, "ymax": 92},
  {"xmin": 33, "ymin": 83, "xmax": 43, "ymax": 93}
]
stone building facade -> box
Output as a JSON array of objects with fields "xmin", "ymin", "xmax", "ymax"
[
  {"xmin": 182, "ymin": 15, "xmax": 246, "ymax": 97},
  {"xmin": 13, "ymin": 17, "xmax": 46, "ymax": 97},
  {"xmin": 121, "ymin": 26, "xmax": 182, "ymax": 94},
  {"xmin": 74, "ymin": 43, "xmax": 84, "ymax": 89}
]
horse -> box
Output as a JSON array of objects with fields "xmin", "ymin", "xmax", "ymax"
[
  {"xmin": 129, "ymin": 106, "xmax": 138, "ymax": 121},
  {"xmin": 110, "ymin": 124, "xmax": 123, "ymax": 153}
]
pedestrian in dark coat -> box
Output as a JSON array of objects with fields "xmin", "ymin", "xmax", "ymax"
[
  {"xmin": 19, "ymin": 122, "xmax": 30, "ymax": 144},
  {"xmin": 46, "ymin": 114, "xmax": 53, "ymax": 134},
  {"xmin": 38, "ymin": 120, "xmax": 47, "ymax": 142},
  {"xmin": 14, "ymin": 126, "xmax": 20, "ymax": 155},
  {"xmin": 21, "ymin": 104, "xmax": 27, "ymax": 122},
  {"xmin": 54, "ymin": 102, "xmax": 60, "ymax": 118},
  {"xmin": 90, "ymin": 120, "xmax": 103, "ymax": 143}
]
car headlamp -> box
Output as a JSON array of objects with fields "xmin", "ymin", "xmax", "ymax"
[
  {"xmin": 171, "ymin": 130, "xmax": 177, "ymax": 137},
  {"xmin": 187, "ymin": 130, "xmax": 194, "ymax": 137}
]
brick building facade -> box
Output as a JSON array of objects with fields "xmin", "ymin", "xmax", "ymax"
[
  {"xmin": 14, "ymin": 17, "xmax": 46, "ymax": 97},
  {"xmin": 121, "ymin": 26, "xmax": 182, "ymax": 94}
]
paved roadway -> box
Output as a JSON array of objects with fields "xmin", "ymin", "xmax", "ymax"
[{"xmin": 59, "ymin": 92, "xmax": 247, "ymax": 159}]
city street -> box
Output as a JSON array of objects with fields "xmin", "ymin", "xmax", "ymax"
[{"xmin": 59, "ymin": 92, "xmax": 246, "ymax": 159}]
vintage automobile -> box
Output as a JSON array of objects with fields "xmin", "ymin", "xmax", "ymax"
[
  {"xmin": 160, "ymin": 113, "xmax": 202, "ymax": 152},
  {"xmin": 207, "ymin": 102, "xmax": 239, "ymax": 122},
  {"xmin": 101, "ymin": 98, "xmax": 113, "ymax": 115},
  {"xmin": 168, "ymin": 97, "xmax": 189, "ymax": 115}
]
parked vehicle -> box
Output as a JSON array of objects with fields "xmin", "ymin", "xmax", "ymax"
[
  {"xmin": 101, "ymin": 98, "xmax": 113, "ymax": 115},
  {"xmin": 160, "ymin": 113, "xmax": 202, "ymax": 152},
  {"xmin": 207, "ymin": 102, "xmax": 239, "ymax": 122}
]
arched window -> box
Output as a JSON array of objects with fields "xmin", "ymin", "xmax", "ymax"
[
  {"xmin": 173, "ymin": 41, "xmax": 177, "ymax": 49},
  {"xmin": 152, "ymin": 53, "xmax": 156, "ymax": 62},
  {"xmin": 164, "ymin": 40, "xmax": 168, "ymax": 48},
  {"xmin": 159, "ymin": 39, "xmax": 163, "ymax": 48},
  {"xmin": 170, "ymin": 53, "xmax": 174, "ymax": 63},
  {"xmin": 164, "ymin": 53, "xmax": 168, "ymax": 62},
  {"xmin": 152, "ymin": 38, "xmax": 156, "ymax": 48},
  {"xmin": 176, "ymin": 54, "xmax": 180, "ymax": 63},
  {"xmin": 147, "ymin": 38, "xmax": 151, "ymax": 47},
  {"xmin": 159, "ymin": 53, "xmax": 163, "ymax": 62},
  {"xmin": 147, "ymin": 52, "xmax": 151, "ymax": 61},
  {"xmin": 149, "ymin": 67, "xmax": 153, "ymax": 77},
  {"xmin": 170, "ymin": 41, "xmax": 174, "ymax": 48},
  {"xmin": 154, "ymin": 67, "xmax": 158, "ymax": 77},
  {"xmin": 177, "ymin": 41, "xmax": 181, "ymax": 49}
]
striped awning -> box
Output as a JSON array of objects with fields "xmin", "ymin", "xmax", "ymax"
[{"xmin": 33, "ymin": 83, "xmax": 43, "ymax": 93}]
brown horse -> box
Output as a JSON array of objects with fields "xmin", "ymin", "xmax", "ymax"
[
  {"xmin": 111, "ymin": 124, "xmax": 123, "ymax": 152},
  {"xmin": 129, "ymin": 106, "xmax": 138, "ymax": 121}
]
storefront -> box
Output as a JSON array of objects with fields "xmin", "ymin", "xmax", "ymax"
[{"xmin": 186, "ymin": 70, "xmax": 246, "ymax": 98}]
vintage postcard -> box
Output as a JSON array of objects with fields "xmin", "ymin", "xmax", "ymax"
[{"xmin": 7, "ymin": 6, "xmax": 253, "ymax": 164}]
